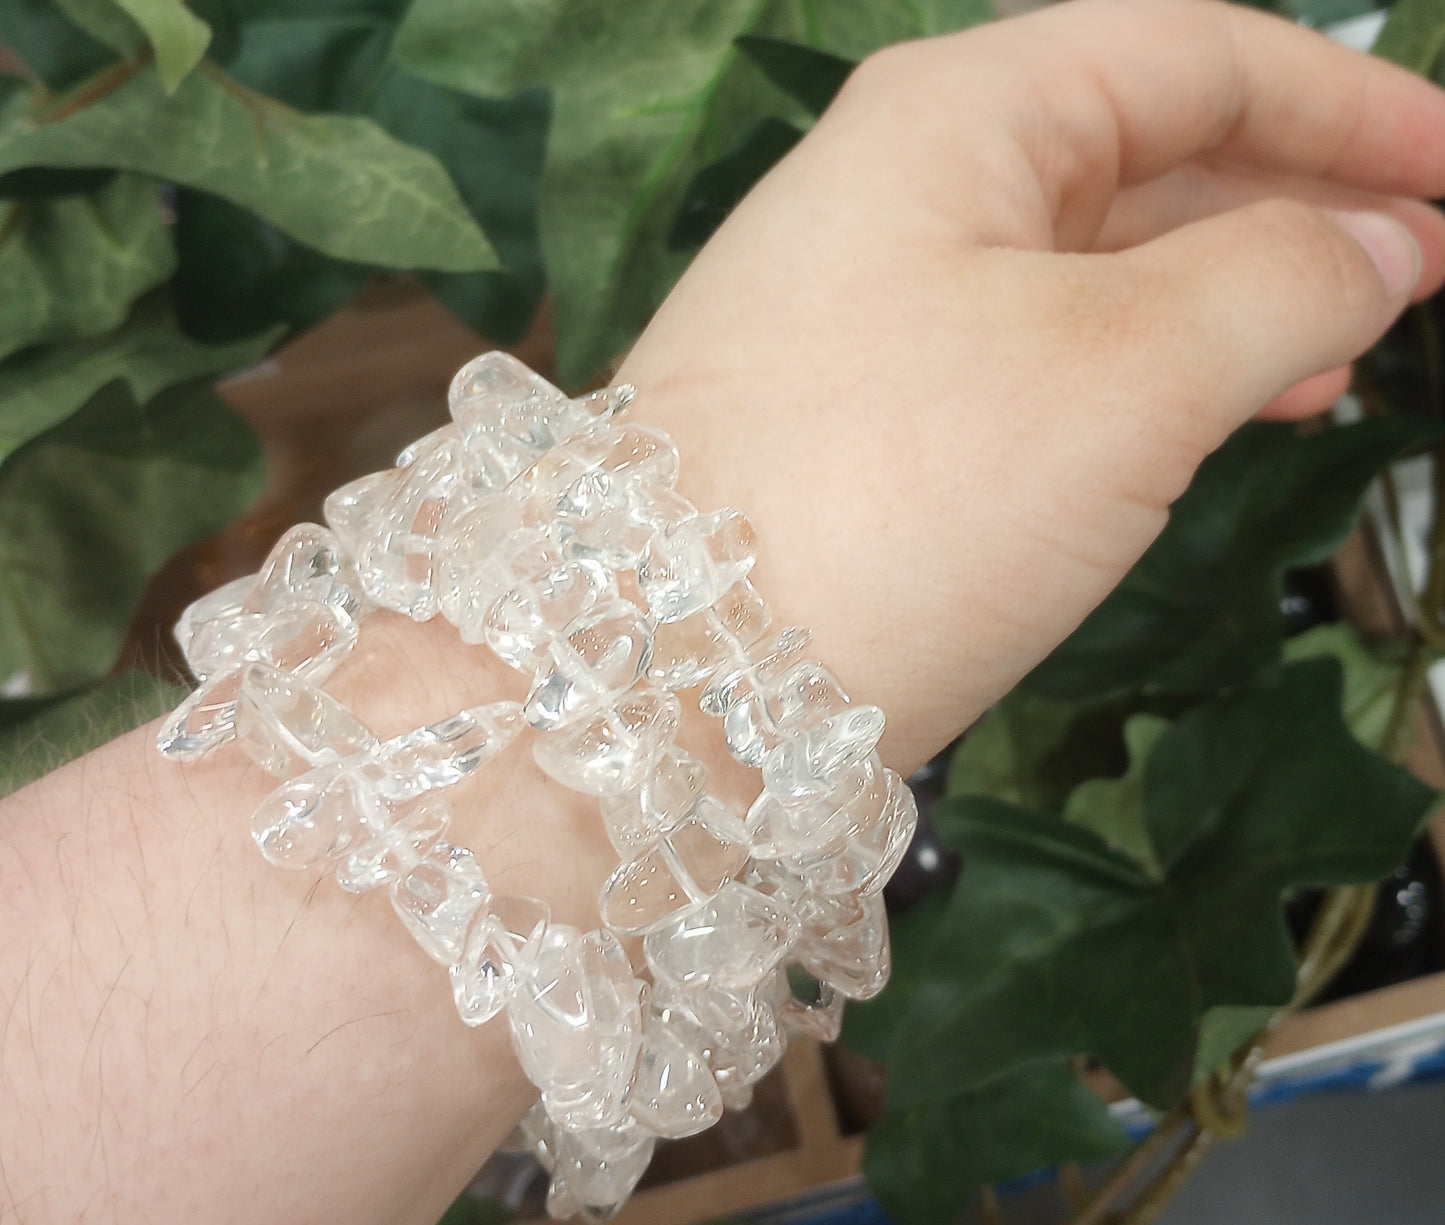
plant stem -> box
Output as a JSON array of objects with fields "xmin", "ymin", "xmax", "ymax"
[{"xmin": 38, "ymin": 56, "xmax": 147, "ymax": 123}]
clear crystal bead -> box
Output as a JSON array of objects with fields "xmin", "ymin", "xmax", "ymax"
[
  {"xmin": 760, "ymin": 705, "xmax": 887, "ymax": 802},
  {"xmin": 250, "ymin": 766, "xmax": 369, "ymax": 868},
  {"xmin": 655, "ymin": 980, "xmax": 786, "ymax": 1090},
  {"xmin": 779, "ymin": 965, "xmax": 844, "ymax": 1041},
  {"xmin": 643, "ymin": 882, "xmax": 799, "ymax": 992},
  {"xmin": 246, "ymin": 523, "xmax": 366, "ymax": 622},
  {"xmin": 435, "ymin": 496, "xmax": 529, "ymax": 639},
  {"xmin": 637, "ymin": 508, "xmax": 757, "ymax": 623},
  {"xmin": 364, "ymin": 701, "xmax": 525, "ymax": 803},
  {"xmin": 788, "ymin": 888, "xmax": 891, "ymax": 1000},
  {"xmin": 599, "ymin": 797, "xmax": 748, "ymax": 934},
  {"xmin": 484, "ymin": 557, "xmax": 616, "ymax": 673},
  {"xmin": 233, "ymin": 664, "xmax": 377, "ymax": 779},
  {"xmin": 334, "ymin": 795, "xmax": 450, "ymax": 893},
  {"xmin": 450, "ymin": 894, "xmax": 549, "ymax": 1025},
  {"xmin": 699, "ymin": 625, "xmax": 811, "ymax": 715},
  {"xmin": 509, "ymin": 926, "xmax": 642, "ymax": 1130},
  {"xmin": 630, "ymin": 1016, "xmax": 723, "ymax": 1138},
  {"xmin": 390, "ymin": 841, "xmax": 491, "ymax": 964},
  {"xmin": 155, "ymin": 670, "xmax": 243, "ymax": 760},
  {"xmin": 783, "ymin": 761, "xmax": 919, "ymax": 897},
  {"xmin": 597, "ymin": 747, "xmax": 707, "ymax": 858},
  {"xmin": 174, "ymin": 576, "xmax": 257, "ymax": 680},
  {"xmin": 357, "ymin": 434, "xmax": 472, "ymax": 620},
  {"xmin": 524, "ymin": 601, "xmax": 654, "ymax": 730},
  {"xmin": 647, "ymin": 578, "xmax": 771, "ymax": 691},
  {"xmin": 531, "ymin": 687, "xmax": 680, "ymax": 796},
  {"xmin": 514, "ymin": 425, "xmax": 680, "ymax": 527},
  {"xmin": 448, "ymin": 352, "xmax": 591, "ymax": 489},
  {"xmin": 550, "ymin": 1117, "xmax": 655, "ymax": 1218},
  {"xmin": 395, "ymin": 423, "xmax": 459, "ymax": 469}
]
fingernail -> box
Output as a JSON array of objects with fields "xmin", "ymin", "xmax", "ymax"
[{"xmin": 1330, "ymin": 210, "xmax": 1423, "ymax": 298}]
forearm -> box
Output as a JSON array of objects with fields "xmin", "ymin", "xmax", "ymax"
[{"xmin": 0, "ymin": 616, "xmax": 595, "ymax": 1225}]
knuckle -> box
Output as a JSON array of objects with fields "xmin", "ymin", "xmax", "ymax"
[
  {"xmin": 1245, "ymin": 199, "xmax": 1380, "ymax": 315},
  {"xmin": 833, "ymin": 42, "xmax": 927, "ymax": 109}
]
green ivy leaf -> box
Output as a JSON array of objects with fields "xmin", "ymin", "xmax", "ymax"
[
  {"xmin": 865, "ymin": 1063, "xmax": 1129, "ymax": 1225},
  {"xmin": 0, "ymin": 669, "xmax": 188, "ymax": 797},
  {"xmin": 52, "ymin": 0, "xmax": 147, "ymax": 60},
  {"xmin": 396, "ymin": 0, "xmax": 993, "ymax": 385},
  {"xmin": 110, "ymin": 0, "xmax": 213, "ymax": 91},
  {"xmin": 171, "ymin": 188, "xmax": 370, "ymax": 343},
  {"xmin": 1373, "ymin": 0, "xmax": 1445, "ymax": 74},
  {"xmin": 1281, "ymin": 621, "xmax": 1404, "ymax": 752},
  {"xmin": 55, "ymin": 0, "xmax": 212, "ymax": 92},
  {"xmin": 0, "ymin": 64, "xmax": 498, "ymax": 272},
  {"xmin": 733, "ymin": 36, "xmax": 854, "ymax": 115},
  {"xmin": 213, "ymin": 0, "xmax": 411, "ymax": 114},
  {"xmin": 1062, "ymin": 713, "xmax": 1170, "ymax": 881},
  {"xmin": 1190, "ymin": 1004, "xmax": 1276, "ymax": 1086},
  {"xmin": 0, "ymin": 0, "xmax": 119, "ymax": 89},
  {"xmin": 366, "ymin": 70, "xmax": 550, "ymax": 344},
  {"xmin": 0, "ymin": 166, "xmax": 117, "ymax": 198},
  {"xmin": 395, "ymin": 0, "xmax": 774, "ymax": 384},
  {"xmin": 0, "ymin": 378, "xmax": 266, "ymax": 696},
  {"xmin": 0, "ymin": 297, "xmax": 281, "ymax": 465},
  {"xmin": 783, "ymin": 0, "xmax": 994, "ymax": 60},
  {"xmin": 668, "ymin": 116, "xmax": 803, "ymax": 250},
  {"xmin": 901, "ymin": 660, "xmax": 1436, "ymax": 1111},
  {"xmin": 195, "ymin": 2, "xmax": 547, "ymax": 343},
  {"xmin": 0, "ymin": 171, "xmax": 174, "ymax": 361},
  {"xmin": 1027, "ymin": 417, "xmax": 1444, "ymax": 700},
  {"xmin": 945, "ymin": 689, "xmax": 1132, "ymax": 813}
]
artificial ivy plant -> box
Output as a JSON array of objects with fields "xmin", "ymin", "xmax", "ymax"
[{"xmin": 4, "ymin": 1, "xmax": 1445, "ymax": 1224}]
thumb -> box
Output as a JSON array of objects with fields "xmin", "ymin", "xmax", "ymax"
[{"xmin": 1111, "ymin": 198, "xmax": 1423, "ymax": 447}]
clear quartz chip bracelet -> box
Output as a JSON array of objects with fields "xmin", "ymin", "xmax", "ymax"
[{"xmin": 156, "ymin": 352, "xmax": 918, "ymax": 1222}]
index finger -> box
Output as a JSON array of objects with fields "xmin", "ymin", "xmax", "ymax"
[{"xmin": 855, "ymin": 0, "xmax": 1445, "ymax": 236}]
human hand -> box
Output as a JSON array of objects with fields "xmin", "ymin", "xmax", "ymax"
[{"xmin": 618, "ymin": 0, "xmax": 1445, "ymax": 773}]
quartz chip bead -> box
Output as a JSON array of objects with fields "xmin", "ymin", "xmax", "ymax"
[
  {"xmin": 324, "ymin": 427, "xmax": 470, "ymax": 621},
  {"xmin": 435, "ymin": 495, "xmax": 529, "ymax": 641},
  {"xmin": 160, "ymin": 528, "xmax": 368, "ymax": 762},
  {"xmin": 761, "ymin": 704, "xmax": 888, "ymax": 804},
  {"xmin": 450, "ymin": 894, "xmax": 550, "ymax": 1025},
  {"xmin": 483, "ymin": 555, "xmax": 616, "ymax": 673},
  {"xmin": 643, "ymin": 881, "xmax": 800, "ymax": 992},
  {"xmin": 637, "ymin": 508, "xmax": 758, "ymax": 623},
  {"xmin": 513, "ymin": 423, "xmax": 681, "ymax": 535},
  {"xmin": 654, "ymin": 979, "xmax": 787, "ymax": 1095},
  {"xmin": 508, "ymin": 925, "xmax": 643, "ymax": 1130},
  {"xmin": 334, "ymin": 794, "xmax": 451, "ymax": 893},
  {"xmin": 362, "ymin": 700, "xmax": 525, "ymax": 803},
  {"xmin": 244, "ymin": 523, "xmax": 368, "ymax": 624},
  {"xmin": 531, "ymin": 686, "xmax": 681, "ymax": 796},
  {"xmin": 629, "ymin": 1015, "xmax": 724, "ymax": 1139},
  {"xmin": 778, "ymin": 966, "xmax": 845, "ymax": 1042},
  {"xmin": 519, "ymin": 1103, "xmax": 655, "ymax": 1224},
  {"xmin": 524, "ymin": 600, "xmax": 655, "ymax": 730},
  {"xmin": 233, "ymin": 664, "xmax": 377, "ymax": 779},
  {"xmin": 390, "ymin": 840, "xmax": 491, "ymax": 964},
  {"xmin": 698, "ymin": 627, "xmax": 813, "ymax": 766},
  {"xmin": 448, "ymin": 352, "xmax": 627, "ymax": 490},
  {"xmin": 750, "ymin": 868, "xmax": 892, "ymax": 1001},
  {"xmin": 250, "ymin": 766, "xmax": 370, "ymax": 868},
  {"xmin": 597, "ymin": 746, "xmax": 707, "ymax": 858},
  {"xmin": 600, "ymin": 796, "xmax": 749, "ymax": 934},
  {"xmin": 647, "ymin": 578, "xmax": 772, "ymax": 691},
  {"xmin": 771, "ymin": 757, "xmax": 919, "ymax": 897}
]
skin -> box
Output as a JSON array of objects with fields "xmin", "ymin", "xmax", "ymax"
[{"xmin": 5, "ymin": 1, "xmax": 1445, "ymax": 1221}]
